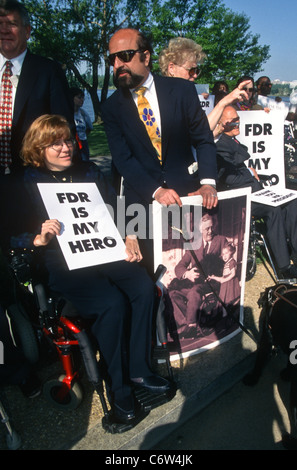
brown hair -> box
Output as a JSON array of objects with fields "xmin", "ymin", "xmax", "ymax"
[{"xmin": 21, "ymin": 114, "xmax": 71, "ymax": 167}]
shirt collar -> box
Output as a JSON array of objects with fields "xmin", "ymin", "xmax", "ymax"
[
  {"xmin": 0, "ymin": 49, "xmax": 27, "ymax": 74},
  {"xmin": 131, "ymin": 72, "xmax": 154, "ymax": 94}
]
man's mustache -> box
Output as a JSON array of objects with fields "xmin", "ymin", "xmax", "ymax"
[{"xmin": 115, "ymin": 67, "xmax": 131, "ymax": 79}]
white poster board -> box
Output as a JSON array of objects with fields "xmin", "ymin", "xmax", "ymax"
[
  {"xmin": 238, "ymin": 110, "xmax": 297, "ymax": 206},
  {"xmin": 198, "ymin": 94, "xmax": 215, "ymax": 116},
  {"xmin": 153, "ymin": 188, "xmax": 251, "ymax": 361},
  {"xmin": 257, "ymin": 95, "xmax": 290, "ymax": 116},
  {"xmin": 37, "ymin": 182, "xmax": 126, "ymax": 270},
  {"xmin": 195, "ymin": 84, "xmax": 209, "ymax": 95}
]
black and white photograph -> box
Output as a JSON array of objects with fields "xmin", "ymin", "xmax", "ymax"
[{"xmin": 153, "ymin": 188, "xmax": 251, "ymax": 360}]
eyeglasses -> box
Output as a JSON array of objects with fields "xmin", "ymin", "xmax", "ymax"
[
  {"xmin": 108, "ymin": 49, "xmax": 142, "ymax": 66},
  {"xmin": 226, "ymin": 121, "xmax": 240, "ymax": 128},
  {"xmin": 49, "ymin": 139, "xmax": 75, "ymax": 152},
  {"xmin": 181, "ymin": 65, "xmax": 201, "ymax": 78},
  {"xmin": 243, "ymin": 87, "xmax": 254, "ymax": 92}
]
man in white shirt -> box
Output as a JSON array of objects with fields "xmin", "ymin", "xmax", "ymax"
[
  {"xmin": 0, "ymin": 1, "xmax": 74, "ymax": 245},
  {"xmin": 0, "ymin": 0, "xmax": 74, "ymax": 174}
]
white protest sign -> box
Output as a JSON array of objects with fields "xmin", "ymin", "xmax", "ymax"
[
  {"xmin": 238, "ymin": 110, "xmax": 297, "ymax": 206},
  {"xmin": 250, "ymin": 187, "xmax": 297, "ymax": 207},
  {"xmin": 257, "ymin": 95, "xmax": 290, "ymax": 117},
  {"xmin": 195, "ymin": 84, "xmax": 209, "ymax": 95},
  {"xmin": 37, "ymin": 182, "xmax": 126, "ymax": 270},
  {"xmin": 198, "ymin": 94, "xmax": 215, "ymax": 116}
]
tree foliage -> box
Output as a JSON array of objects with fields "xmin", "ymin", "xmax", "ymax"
[{"xmin": 24, "ymin": 0, "xmax": 270, "ymax": 120}]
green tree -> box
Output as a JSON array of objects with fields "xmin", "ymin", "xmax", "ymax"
[
  {"xmin": 149, "ymin": 1, "xmax": 270, "ymax": 87},
  {"xmin": 24, "ymin": 0, "xmax": 270, "ymax": 118},
  {"xmin": 25, "ymin": 0, "xmax": 149, "ymax": 121}
]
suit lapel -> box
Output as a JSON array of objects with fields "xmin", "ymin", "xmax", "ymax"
[
  {"xmin": 118, "ymin": 87, "xmax": 159, "ymax": 160},
  {"xmin": 118, "ymin": 76, "xmax": 176, "ymax": 166},
  {"xmin": 154, "ymin": 75, "xmax": 176, "ymax": 164}
]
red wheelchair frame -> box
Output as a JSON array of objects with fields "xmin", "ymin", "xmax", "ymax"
[{"xmin": 8, "ymin": 248, "xmax": 175, "ymax": 433}]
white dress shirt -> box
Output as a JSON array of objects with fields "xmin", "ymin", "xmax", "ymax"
[{"xmin": 131, "ymin": 72, "xmax": 161, "ymax": 132}]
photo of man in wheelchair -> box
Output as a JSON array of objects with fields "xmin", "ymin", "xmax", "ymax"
[{"xmin": 0, "ymin": 114, "xmax": 176, "ymax": 443}]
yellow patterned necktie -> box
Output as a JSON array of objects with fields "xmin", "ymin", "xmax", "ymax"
[{"xmin": 135, "ymin": 86, "xmax": 162, "ymax": 163}]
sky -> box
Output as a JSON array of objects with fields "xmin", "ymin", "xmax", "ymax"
[{"xmin": 222, "ymin": 0, "xmax": 297, "ymax": 82}]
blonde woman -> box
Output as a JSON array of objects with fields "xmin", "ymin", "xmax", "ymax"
[{"xmin": 159, "ymin": 37, "xmax": 250, "ymax": 138}]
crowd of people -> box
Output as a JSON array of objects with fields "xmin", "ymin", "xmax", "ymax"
[{"xmin": 1, "ymin": 0, "xmax": 297, "ymax": 437}]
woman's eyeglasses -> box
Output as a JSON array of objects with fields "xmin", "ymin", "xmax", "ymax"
[
  {"xmin": 181, "ymin": 65, "xmax": 201, "ymax": 78},
  {"xmin": 108, "ymin": 49, "xmax": 142, "ymax": 66},
  {"xmin": 49, "ymin": 139, "xmax": 75, "ymax": 152}
]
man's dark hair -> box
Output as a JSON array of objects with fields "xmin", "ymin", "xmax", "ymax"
[
  {"xmin": 70, "ymin": 87, "xmax": 84, "ymax": 99},
  {"xmin": 256, "ymin": 76, "xmax": 271, "ymax": 87},
  {"xmin": 136, "ymin": 30, "xmax": 154, "ymax": 70},
  {"xmin": 0, "ymin": 0, "xmax": 31, "ymax": 26}
]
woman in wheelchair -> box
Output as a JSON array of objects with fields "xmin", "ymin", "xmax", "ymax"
[{"xmin": 20, "ymin": 114, "xmax": 172, "ymax": 425}]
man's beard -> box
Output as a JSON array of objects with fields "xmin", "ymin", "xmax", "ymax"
[{"xmin": 113, "ymin": 67, "xmax": 145, "ymax": 89}]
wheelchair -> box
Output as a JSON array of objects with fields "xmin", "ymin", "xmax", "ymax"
[
  {"xmin": 246, "ymin": 216, "xmax": 297, "ymax": 285},
  {"xmin": 6, "ymin": 247, "xmax": 176, "ymax": 434},
  {"xmin": 0, "ymin": 393, "xmax": 22, "ymax": 450}
]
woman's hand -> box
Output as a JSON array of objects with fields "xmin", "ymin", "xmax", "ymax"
[
  {"xmin": 125, "ymin": 235, "xmax": 143, "ymax": 263},
  {"xmin": 33, "ymin": 219, "xmax": 61, "ymax": 247}
]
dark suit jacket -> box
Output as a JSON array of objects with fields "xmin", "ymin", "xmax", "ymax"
[
  {"xmin": 215, "ymin": 133, "xmax": 262, "ymax": 193},
  {"xmin": 175, "ymin": 234, "xmax": 227, "ymax": 281},
  {"xmin": 101, "ymin": 75, "xmax": 217, "ymax": 207},
  {"xmin": 10, "ymin": 50, "xmax": 74, "ymax": 170}
]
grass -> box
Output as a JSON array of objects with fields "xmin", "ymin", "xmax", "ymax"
[{"xmin": 88, "ymin": 122, "xmax": 111, "ymax": 157}]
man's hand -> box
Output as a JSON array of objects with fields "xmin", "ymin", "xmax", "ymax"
[
  {"xmin": 188, "ymin": 184, "xmax": 218, "ymax": 209},
  {"xmin": 184, "ymin": 268, "xmax": 200, "ymax": 282},
  {"xmin": 154, "ymin": 187, "xmax": 182, "ymax": 207}
]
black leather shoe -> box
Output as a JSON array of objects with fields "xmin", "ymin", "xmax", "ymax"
[
  {"xmin": 19, "ymin": 373, "xmax": 41, "ymax": 399},
  {"xmin": 112, "ymin": 395, "xmax": 137, "ymax": 424},
  {"xmin": 131, "ymin": 375, "xmax": 172, "ymax": 394},
  {"xmin": 280, "ymin": 264, "xmax": 297, "ymax": 279}
]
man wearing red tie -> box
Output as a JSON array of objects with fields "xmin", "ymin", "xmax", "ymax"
[{"xmin": 0, "ymin": 1, "xmax": 74, "ymax": 246}]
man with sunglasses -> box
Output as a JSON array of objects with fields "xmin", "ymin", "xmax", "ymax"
[{"xmin": 102, "ymin": 28, "xmax": 218, "ymax": 271}]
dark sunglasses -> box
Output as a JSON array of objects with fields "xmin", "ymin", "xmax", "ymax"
[
  {"xmin": 243, "ymin": 87, "xmax": 254, "ymax": 92},
  {"xmin": 181, "ymin": 65, "xmax": 201, "ymax": 77},
  {"xmin": 108, "ymin": 49, "xmax": 142, "ymax": 66}
]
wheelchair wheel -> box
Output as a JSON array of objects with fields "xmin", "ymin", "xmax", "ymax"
[
  {"xmin": 43, "ymin": 375, "xmax": 83, "ymax": 410},
  {"xmin": 246, "ymin": 254, "xmax": 257, "ymax": 281},
  {"xmin": 6, "ymin": 303, "xmax": 39, "ymax": 364}
]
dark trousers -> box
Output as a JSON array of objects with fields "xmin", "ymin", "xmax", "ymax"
[
  {"xmin": 252, "ymin": 198, "xmax": 297, "ymax": 270},
  {"xmin": 46, "ymin": 257, "xmax": 155, "ymax": 401}
]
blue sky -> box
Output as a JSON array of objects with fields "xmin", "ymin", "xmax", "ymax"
[{"xmin": 223, "ymin": 0, "xmax": 297, "ymax": 82}]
